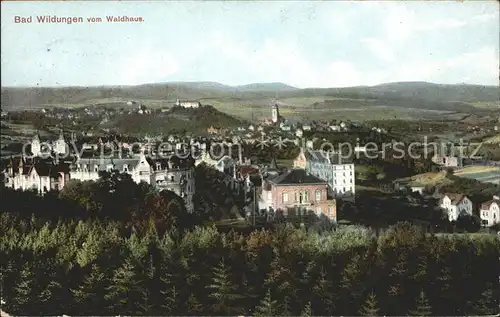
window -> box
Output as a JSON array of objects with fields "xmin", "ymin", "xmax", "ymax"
[
  {"xmin": 304, "ymin": 191, "xmax": 309, "ymax": 202},
  {"xmin": 315, "ymin": 190, "xmax": 322, "ymax": 201},
  {"xmin": 283, "ymin": 192, "xmax": 289, "ymax": 202},
  {"xmin": 316, "ymin": 207, "xmax": 322, "ymax": 215},
  {"xmin": 170, "ymin": 175, "xmax": 175, "ymax": 182},
  {"xmin": 329, "ymin": 207, "xmax": 334, "ymax": 215},
  {"xmin": 94, "ymin": 165, "xmax": 98, "ymax": 172},
  {"xmin": 294, "ymin": 192, "xmax": 298, "ymax": 202}
]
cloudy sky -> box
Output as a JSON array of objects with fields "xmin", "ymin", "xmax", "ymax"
[{"xmin": 1, "ymin": 1, "xmax": 499, "ymax": 88}]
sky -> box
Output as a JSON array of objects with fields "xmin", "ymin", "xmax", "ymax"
[{"xmin": 1, "ymin": 1, "xmax": 499, "ymax": 88}]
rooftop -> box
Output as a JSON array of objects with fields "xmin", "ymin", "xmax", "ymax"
[{"xmin": 270, "ymin": 168, "xmax": 326, "ymax": 186}]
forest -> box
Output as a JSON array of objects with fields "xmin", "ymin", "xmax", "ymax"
[
  {"xmin": 1, "ymin": 213, "xmax": 499, "ymax": 316},
  {"xmin": 1, "ymin": 171, "xmax": 500, "ymax": 316}
]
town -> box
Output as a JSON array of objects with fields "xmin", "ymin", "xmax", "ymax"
[
  {"xmin": 2, "ymin": 98, "xmax": 499, "ymax": 232},
  {"xmin": 1, "ymin": 1, "xmax": 500, "ymax": 316}
]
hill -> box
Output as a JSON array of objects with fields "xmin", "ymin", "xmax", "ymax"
[
  {"xmin": 109, "ymin": 105, "xmax": 243, "ymax": 135},
  {"xmin": 235, "ymin": 82, "xmax": 298, "ymax": 92},
  {"xmin": 1, "ymin": 81, "xmax": 498, "ymax": 120}
]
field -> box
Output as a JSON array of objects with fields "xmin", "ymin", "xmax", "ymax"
[{"xmin": 2, "ymin": 81, "xmax": 498, "ymax": 122}]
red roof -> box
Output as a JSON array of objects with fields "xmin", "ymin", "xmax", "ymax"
[
  {"xmin": 238, "ymin": 165, "xmax": 259, "ymax": 176},
  {"xmin": 481, "ymin": 199, "xmax": 499, "ymax": 210}
]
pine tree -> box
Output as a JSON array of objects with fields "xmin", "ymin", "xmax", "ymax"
[
  {"xmin": 340, "ymin": 255, "xmax": 363, "ymax": 299},
  {"xmin": 137, "ymin": 255, "xmax": 157, "ymax": 314},
  {"xmin": 312, "ymin": 267, "xmax": 335, "ymax": 315},
  {"xmin": 408, "ymin": 290, "xmax": 432, "ymax": 316},
  {"xmin": 206, "ymin": 259, "xmax": 241, "ymax": 315},
  {"xmin": 160, "ymin": 284, "xmax": 179, "ymax": 314},
  {"xmin": 254, "ymin": 289, "xmax": 278, "ymax": 317},
  {"xmin": 187, "ymin": 293, "xmax": 204, "ymax": 315},
  {"xmin": 301, "ymin": 301, "xmax": 313, "ymax": 317},
  {"xmin": 159, "ymin": 252, "xmax": 182, "ymax": 315},
  {"xmin": 104, "ymin": 259, "xmax": 139, "ymax": 315},
  {"xmin": 72, "ymin": 264, "xmax": 107, "ymax": 314},
  {"xmin": 280, "ymin": 295, "xmax": 293, "ymax": 316},
  {"xmin": 359, "ymin": 292, "xmax": 380, "ymax": 316},
  {"xmin": 11, "ymin": 263, "xmax": 35, "ymax": 315},
  {"xmin": 473, "ymin": 287, "xmax": 499, "ymax": 315}
]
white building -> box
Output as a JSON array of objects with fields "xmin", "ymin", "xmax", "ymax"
[
  {"xmin": 293, "ymin": 148, "xmax": 356, "ymax": 200},
  {"xmin": 54, "ymin": 130, "xmax": 68, "ymax": 155},
  {"xmin": 70, "ymin": 152, "xmax": 196, "ymax": 213},
  {"xmin": 271, "ymin": 103, "xmax": 280, "ymax": 124},
  {"xmin": 175, "ymin": 99, "xmax": 201, "ymax": 108},
  {"xmin": 3, "ymin": 157, "xmax": 70, "ymax": 194},
  {"xmin": 295, "ymin": 128, "xmax": 303, "ymax": 138},
  {"xmin": 432, "ymin": 155, "xmax": 460, "ymax": 168},
  {"xmin": 30, "ymin": 131, "xmax": 69, "ymax": 157},
  {"xmin": 439, "ymin": 193, "xmax": 473, "ymax": 222},
  {"xmin": 480, "ymin": 197, "xmax": 500, "ymax": 227},
  {"xmin": 31, "ymin": 133, "xmax": 42, "ymax": 157}
]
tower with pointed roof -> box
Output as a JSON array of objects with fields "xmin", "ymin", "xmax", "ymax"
[
  {"xmin": 54, "ymin": 129, "xmax": 68, "ymax": 156},
  {"xmin": 31, "ymin": 132, "xmax": 41, "ymax": 157},
  {"xmin": 271, "ymin": 103, "xmax": 280, "ymax": 124}
]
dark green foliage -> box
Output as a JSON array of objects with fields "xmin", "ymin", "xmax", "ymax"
[
  {"xmin": 473, "ymin": 285, "xmax": 500, "ymax": 315},
  {"xmin": 254, "ymin": 289, "xmax": 279, "ymax": 317},
  {"xmin": 1, "ymin": 182, "xmax": 500, "ymax": 316},
  {"xmin": 300, "ymin": 301, "xmax": 313, "ymax": 317},
  {"xmin": 359, "ymin": 292, "xmax": 380, "ymax": 316},
  {"xmin": 408, "ymin": 290, "xmax": 432, "ymax": 316},
  {"xmin": 71, "ymin": 264, "xmax": 107, "ymax": 315},
  {"xmin": 206, "ymin": 259, "xmax": 242, "ymax": 315}
]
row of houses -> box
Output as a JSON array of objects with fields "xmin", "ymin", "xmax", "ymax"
[
  {"xmin": 439, "ymin": 193, "xmax": 499, "ymax": 227},
  {"xmin": 3, "ymin": 150, "xmax": 197, "ymax": 213}
]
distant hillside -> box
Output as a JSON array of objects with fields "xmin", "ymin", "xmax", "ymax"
[
  {"xmin": 370, "ymin": 82, "xmax": 500, "ymax": 103},
  {"xmin": 235, "ymin": 82, "xmax": 298, "ymax": 92},
  {"xmin": 1, "ymin": 81, "xmax": 498, "ymax": 114},
  {"xmin": 110, "ymin": 105, "xmax": 243, "ymax": 135}
]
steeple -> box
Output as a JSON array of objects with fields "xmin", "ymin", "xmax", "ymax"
[
  {"xmin": 58, "ymin": 129, "xmax": 64, "ymax": 140},
  {"xmin": 271, "ymin": 102, "xmax": 280, "ymax": 124},
  {"xmin": 269, "ymin": 157, "xmax": 279, "ymax": 170},
  {"xmin": 33, "ymin": 131, "xmax": 40, "ymax": 141}
]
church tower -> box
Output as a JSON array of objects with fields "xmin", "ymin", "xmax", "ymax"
[
  {"xmin": 55, "ymin": 129, "xmax": 67, "ymax": 156},
  {"xmin": 271, "ymin": 103, "xmax": 280, "ymax": 124},
  {"xmin": 31, "ymin": 132, "xmax": 41, "ymax": 157}
]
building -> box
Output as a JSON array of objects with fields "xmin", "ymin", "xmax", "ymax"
[
  {"xmin": 271, "ymin": 103, "xmax": 280, "ymax": 124},
  {"xmin": 3, "ymin": 156, "xmax": 70, "ymax": 194},
  {"xmin": 54, "ymin": 130, "xmax": 69, "ymax": 155},
  {"xmin": 432, "ymin": 155, "xmax": 461, "ymax": 168},
  {"xmin": 175, "ymin": 99, "xmax": 201, "ymax": 108},
  {"xmin": 393, "ymin": 178, "xmax": 426, "ymax": 194},
  {"xmin": 295, "ymin": 128, "xmax": 303, "ymax": 138},
  {"xmin": 293, "ymin": 148, "xmax": 355, "ymax": 199},
  {"xmin": 439, "ymin": 193, "xmax": 473, "ymax": 222},
  {"xmin": 30, "ymin": 131, "xmax": 69, "ymax": 157},
  {"xmin": 70, "ymin": 152, "xmax": 196, "ymax": 213},
  {"xmin": 207, "ymin": 126, "xmax": 222, "ymax": 135},
  {"xmin": 480, "ymin": 196, "xmax": 500, "ymax": 227},
  {"xmin": 259, "ymin": 168, "xmax": 336, "ymax": 221}
]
